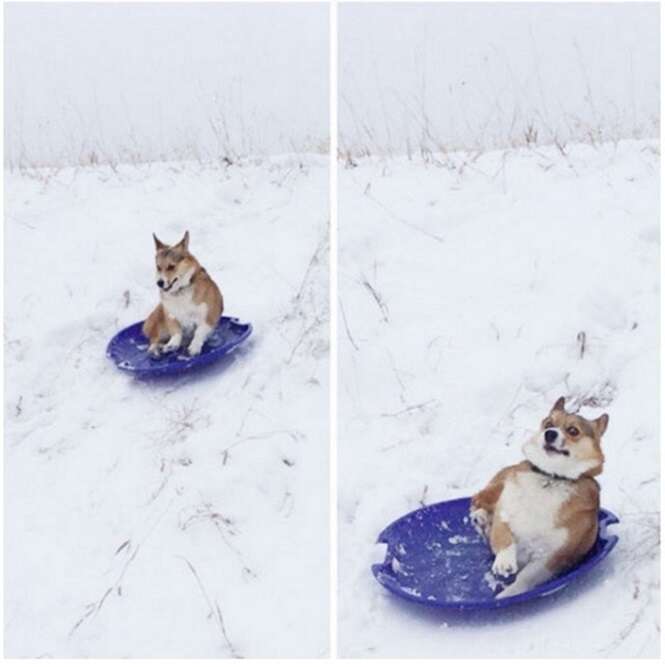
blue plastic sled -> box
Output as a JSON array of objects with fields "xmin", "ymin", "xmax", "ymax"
[
  {"xmin": 372, "ymin": 496, "xmax": 619, "ymax": 610},
  {"xmin": 107, "ymin": 316, "xmax": 252, "ymax": 379}
]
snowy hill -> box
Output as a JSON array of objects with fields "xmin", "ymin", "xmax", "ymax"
[
  {"xmin": 5, "ymin": 156, "xmax": 329, "ymax": 657},
  {"xmin": 338, "ymin": 140, "xmax": 660, "ymax": 658}
]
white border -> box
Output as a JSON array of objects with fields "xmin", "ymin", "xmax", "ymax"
[{"xmin": 2, "ymin": 0, "xmax": 663, "ymax": 663}]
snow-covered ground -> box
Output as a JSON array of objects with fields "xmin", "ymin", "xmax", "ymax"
[
  {"xmin": 5, "ymin": 156, "xmax": 329, "ymax": 657},
  {"xmin": 338, "ymin": 140, "xmax": 660, "ymax": 658}
]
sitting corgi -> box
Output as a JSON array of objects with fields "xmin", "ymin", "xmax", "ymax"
[
  {"xmin": 470, "ymin": 397, "xmax": 609, "ymax": 599},
  {"xmin": 143, "ymin": 231, "xmax": 223, "ymax": 357}
]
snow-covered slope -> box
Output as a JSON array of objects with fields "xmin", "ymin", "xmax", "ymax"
[
  {"xmin": 5, "ymin": 157, "xmax": 329, "ymax": 657},
  {"xmin": 338, "ymin": 140, "xmax": 660, "ymax": 658}
]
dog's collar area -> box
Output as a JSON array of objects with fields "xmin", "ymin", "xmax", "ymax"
[{"xmin": 529, "ymin": 462, "xmax": 574, "ymax": 482}]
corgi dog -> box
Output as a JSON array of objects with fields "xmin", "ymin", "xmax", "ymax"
[
  {"xmin": 142, "ymin": 231, "xmax": 223, "ymax": 357},
  {"xmin": 470, "ymin": 397, "xmax": 609, "ymax": 599}
]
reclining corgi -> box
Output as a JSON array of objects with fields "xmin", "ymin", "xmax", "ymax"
[
  {"xmin": 470, "ymin": 397, "xmax": 609, "ymax": 599},
  {"xmin": 143, "ymin": 231, "xmax": 223, "ymax": 357}
]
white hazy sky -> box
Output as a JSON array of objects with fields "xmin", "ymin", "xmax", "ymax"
[
  {"xmin": 5, "ymin": 3, "xmax": 660, "ymax": 166},
  {"xmin": 340, "ymin": 3, "xmax": 660, "ymax": 155},
  {"xmin": 5, "ymin": 3, "xmax": 329, "ymax": 166}
]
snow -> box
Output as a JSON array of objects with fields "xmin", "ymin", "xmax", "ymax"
[
  {"xmin": 5, "ymin": 156, "xmax": 329, "ymax": 657},
  {"xmin": 338, "ymin": 140, "xmax": 660, "ymax": 658}
]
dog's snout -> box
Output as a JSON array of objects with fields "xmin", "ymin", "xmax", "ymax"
[
  {"xmin": 544, "ymin": 429, "xmax": 558, "ymax": 444},
  {"xmin": 157, "ymin": 279, "xmax": 165, "ymax": 288}
]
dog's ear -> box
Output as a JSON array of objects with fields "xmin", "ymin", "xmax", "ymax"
[
  {"xmin": 593, "ymin": 413, "xmax": 609, "ymax": 437},
  {"xmin": 551, "ymin": 396, "xmax": 566, "ymax": 413},
  {"xmin": 175, "ymin": 230, "xmax": 190, "ymax": 252},
  {"xmin": 153, "ymin": 233, "xmax": 167, "ymax": 251}
]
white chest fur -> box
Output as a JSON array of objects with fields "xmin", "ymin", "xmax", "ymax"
[
  {"xmin": 161, "ymin": 288, "xmax": 207, "ymax": 330},
  {"xmin": 498, "ymin": 471, "xmax": 572, "ymax": 563}
]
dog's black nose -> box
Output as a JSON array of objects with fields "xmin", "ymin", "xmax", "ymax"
[
  {"xmin": 544, "ymin": 429, "xmax": 558, "ymax": 444},
  {"xmin": 157, "ymin": 279, "xmax": 164, "ymax": 288}
]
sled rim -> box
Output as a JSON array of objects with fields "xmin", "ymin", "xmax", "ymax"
[
  {"xmin": 372, "ymin": 496, "xmax": 619, "ymax": 610},
  {"xmin": 106, "ymin": 315, "xmax": 252, "ymax": 378}
]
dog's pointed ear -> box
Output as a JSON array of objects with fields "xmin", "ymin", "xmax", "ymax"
[
  {"xmin": 153, "ymin": 233, "xmax": 167, "ymax": 251},
  {"xmin": 176, "ymin": 230, "xmax": 190, "ymax": 252},
  {"xmin": 593, "ymin": 413, "xmax": 609, "ymax": 437},
  {"xmin": 552, "ymin": 396, "xmax": 566, "ymax": 413}
]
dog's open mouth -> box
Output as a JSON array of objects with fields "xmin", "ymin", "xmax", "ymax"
[
  {"xmin": 544, "ymin": 443, "xmax": 570, "ymax": 457},
  {"xmin": 161, "ymin": 277, "xmax": 178, "ymax": 292}
]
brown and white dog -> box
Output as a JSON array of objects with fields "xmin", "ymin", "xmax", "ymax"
[
  {"xmin": 142, "ymin": 231, "xmax": 223, "ymax": 357},
  {"xmin": 470, "ymin": 397, "xmax": 609, "ymax": 598}
]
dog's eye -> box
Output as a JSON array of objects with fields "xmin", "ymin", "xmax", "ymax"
[
  {"xmin": 566, "ymin": 426, "xmax": 579, "ymax": 437},
  {"xmin": 167, "ymin": 264, "xmax": 175, "ymax": 271}
]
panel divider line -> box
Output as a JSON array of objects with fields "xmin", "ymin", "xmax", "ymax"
[{"xmin": 329, "ymin": 0, "xmax": 339, "ymax": 659}]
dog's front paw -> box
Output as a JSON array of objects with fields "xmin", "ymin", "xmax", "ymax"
[
  {"xmin": 148, "ymin": 343, "xmax": 163, "ymax": 358},
  {"xmin": 492, "ymin": 544, "xmax": 518, "ymax": 578},
  {"xmin": 162, "ymin": 342, "xmax": 181, "ymax": 354},
  {"xmin": 186, "ymin": 343, "xmax": 203, "ymax": 357},
  {"xmin": 469, "ymin": 506, "xmax": 490, "ymax": 538}
]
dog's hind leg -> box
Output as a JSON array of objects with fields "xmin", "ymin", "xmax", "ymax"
[
  {"xmin": 143, "ymin": 305, "xmax": 170, "ymax": 357},
  {"xmin": 161, "ymin": 315, "xmax": 183, "ymax": 353}
]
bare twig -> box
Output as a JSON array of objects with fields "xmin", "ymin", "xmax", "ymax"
[
  {"xmin": 181, "ymin": 557, "xmax": 240, "ymax": 658},
  {"xmin": 381, "ymin": 399, "xmax": 438, "ymax": 418},
  {"xmin": 577, "ymin": 330, "xmax": 587, "ymax": 359},
  {"xmin": 361, "ymin": 276, "xmax": 390, "ymax": 323},
  {"xmin": 339, "ymin": 299, "xmax": 359, "ymax": 351}
]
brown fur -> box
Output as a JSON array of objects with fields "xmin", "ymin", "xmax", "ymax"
[
  {"xmin": 471, "ymin": 461, "xmax": 530, "ymax": 519},
  {"xmin": 471, "ymin": 397, "xmax": 608, "ymax": 584},
  {"xmin": 489, "ymin": 515, "xmax": 514, "ymax": 554},
  {"xmin": 540, "ymin": 402, "xmax": 607, "ymax": 476},
  {"xmin": 143, "ymin": 303, "xmax": 179, "ymax": 346},
  {"xmin": 472, "ymin": 461, "xmax": 600, "ymax": 566},
  {"xmin": 142, "ymin": 231, "xmax": 224, "ymax": 352},
  {"xmin": 191, "ymin": 266, "xmax": 224, "ymax": 327},
  {"xmin": 548, "ymin": 476, "xmax": 600, "ymax": 572}
]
